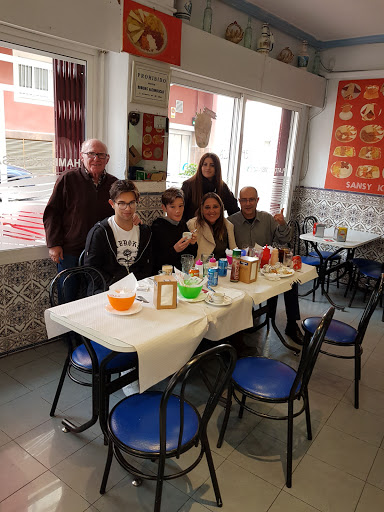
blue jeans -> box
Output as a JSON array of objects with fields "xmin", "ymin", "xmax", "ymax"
[{"xmin": 57, "ymin": 253, "xmax": 80, "ymax": 303}]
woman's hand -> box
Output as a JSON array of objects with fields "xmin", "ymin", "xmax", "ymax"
[
  {"xmin": 189, "ymin": 231, "xmax": 197, "ymax": 245},
  {"xmin": 174, "ymin": 237, "xmax": 190, "ymax": 253},
  {"xmin": 132, "ymin": 213, "xmax": 142, "ymax": 226}
]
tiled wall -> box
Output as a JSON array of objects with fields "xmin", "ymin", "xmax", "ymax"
[
  {"xmin": 291, "ymin": 186, "xmax": 384, "ymax": 261},
  {"xmin": 0, "ymin": 193, "xmax": 164, "ymax": 356}
]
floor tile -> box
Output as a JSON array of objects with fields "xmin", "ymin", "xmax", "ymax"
[
  {"xmin": 307, "ymin": 425, "xmax": 378, "ymax": 480},
  {"xmin": 0, "ymin": 372, "xmax": 29, "ymax": 406},
  {"xmin": 177, "ymin": 498, "xmax": 212, "ymax": 511},
  {"xmin": 7, "ymin": 357, "xmax": 62, "ymax": 391},
  {"xmin": 0, "ymin": 390, "xmax": 53, "ymax": 438},
  {"xmin": 342, "ymin": 382, "xmax": 384, "ymax": 416},
  {"xmin": 192, "ymin": 459, "xmax": 279, "ymax": 512},
  {"xmin": 327, "ymin": 402, "xmax": 384, "ymax": 446},
  {"xmin": 0, "ymin": 470, "xmax": 89, "ymax": 512},
  {"xmin": 0, "ymin": 441, "xmax": 46, "ymax": 502},
  {"xmin": 36, "ymin": 374, "xmax": 92, "ymax": 411},
  {"xmin": 367, "ymin": 448, "xmax": 384, "ymax": 491},
  {"xmin": 360, "ymin": 365, "xmax": 384, "ymax": 394},
  {"xmin": 268, "ymin": 491, "xmax": 320, "ymax": 512},
  {"xmin": 51, "ymin": 437, "xmax": 127, "ymax": 504},
  {"xmin": 0, "ymin": 430, "xmax": 11, "ymax": 448},
  {"xmin": 285, "ymin": 454, "xmax": 364, "ymax": 512},
  {"xmin": 355, "ymin": 483, "xmax": 384, "ymax": 512},
  {"xmin": 228, "ymin": 427, "xmax": 302, "ymax": 488},
  {"xmin": 308, "ymin": 368, "xmax": 351, "ymax": 400},
  {"xmin": 0, "ymin": 349, "xmax": 40, "ymax": 373},
  {"xmin": 16, "ymin": 416, "xmax": 98, "ymax": 469}
]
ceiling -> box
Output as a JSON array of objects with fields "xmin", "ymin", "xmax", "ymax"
[{"xmin": 222, "ymin": 0, "xmax": 384, "ymax": 47}]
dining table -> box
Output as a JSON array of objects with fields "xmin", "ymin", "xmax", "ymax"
[
  {"xmin": 44, "ymin": 263, "xmax": 317, "ymax": 433},
  {"xmin": 300, "ymin": 227, "xmax": 381, "ymax": 310}
]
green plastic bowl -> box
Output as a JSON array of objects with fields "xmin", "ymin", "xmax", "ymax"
[{"xmin": 178, "ymin": 283, "xmax": 203, "ymax": 299}]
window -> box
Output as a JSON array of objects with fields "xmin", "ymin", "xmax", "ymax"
[{"xmin": 13, "ymin": 55, "xmax": 53, "ymax": 105}]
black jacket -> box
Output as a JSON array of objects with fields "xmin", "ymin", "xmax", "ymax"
[
  {"xmin": 181, "ymin": 175, "xmax": 239, "ymax": 221},
  {"xmin": 151, "ymin": 217, "xmax": 197, "ymax": 273},
  {"xmin": 84, "ymin": 218, "xmax": 152, "ymax": 292}
]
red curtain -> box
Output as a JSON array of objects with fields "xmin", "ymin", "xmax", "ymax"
[{"xmin": 53, "ymin": 60, "xmax": 85, "ymax": 174}]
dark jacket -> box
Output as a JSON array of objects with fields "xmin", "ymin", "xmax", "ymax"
[
  {"xmin": 151, "ymin": 217, "xmax": 197, "ymax": 273},
  {"xmin": 84, "ymin": 218, "xmax": 152, "ymax": 292},
  {"xmin": 181, "ymin": 175, "xmax": 239, "ymax": 221},
  {"xmin": 43, "ymin": 166, "xmax": 117, "ymax": 257}
]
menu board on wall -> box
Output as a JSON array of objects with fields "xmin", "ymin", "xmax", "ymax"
[
  {"xmin": 141, "ymin": 113, "xmax": 165, "ymax": 161},
  {"xmin": 122, "ymin": 0, "xmax": 182, "ymax": 66},
  {"xmin": 324, "ymin": 79, "xmax": 384, "ymax": 196}
]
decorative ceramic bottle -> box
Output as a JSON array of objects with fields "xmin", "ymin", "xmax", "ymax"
[
  {"xmin": 203, "ymin": 0, "xmax": 212, "ymax": 33},
  {"xmin": 244, "ymin": 16, "xmax": 252, "ymax": 49},
  {"xmin": 174, "ymin": 0, "xmax": 193, "ymax": 23},
  {"xmin": 256, "ymin": 23, "xmax": 274, "ymax": 54},
  {"xmin": 298, "ymin": 40, "xmax": 309, "ymax": 70}
]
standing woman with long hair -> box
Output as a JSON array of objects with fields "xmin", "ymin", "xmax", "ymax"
[
  {"xmin": 181, "ymin": 153, "xmax": 239, "ymax": 221},
  {"xmin": 187, "ymin": 192, "xmax": 236, "ymax": 260}
]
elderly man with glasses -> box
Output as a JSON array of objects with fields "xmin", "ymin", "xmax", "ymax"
[
  {"xmin": 228, "ymin": 186, "xmax": 304, "ymax": 345},
  {"xmin": 43, "ymin": 139, "xmax": 118, "ymax": 293}
]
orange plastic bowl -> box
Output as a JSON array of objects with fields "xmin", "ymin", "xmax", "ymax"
[{"xmin": 107, "ymin": 290, "xmax": 136, "ymax": 311}]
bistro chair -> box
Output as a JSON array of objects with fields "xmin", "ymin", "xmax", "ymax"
[
  {"xmin": 100, "ymin": 344, "xmax": 237, "ymax": 512},
  {"xmin": 345, "ymin": 258, "xmax": 383, "ymax": 308},
  {"xmin": 217, "ymin": 307, "xmax": 334, "ymax": 488},
  {"xmin": 49, "ymin": 267, "xmax": 138, "ymax": 435},
  {"xmin": 302, "ymin": 274, "xmax": 384, "ymax": 409}
]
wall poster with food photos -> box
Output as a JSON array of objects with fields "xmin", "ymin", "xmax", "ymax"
[
  {"xmin": 122, "ymin": 0, "xmax": 182, "ymax": 66},
  {"xmin": 324, "ymin": 79, "xmax": 384, "ymax": 196}
]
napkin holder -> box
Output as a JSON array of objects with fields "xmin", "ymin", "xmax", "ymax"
[
  {"xmin": 153, "ymin": 275, "xmax": 177, "ymax": 309},
  {"xmin": 239, "ymin": 256, "xmax": 259, "ymax": 284},
  {"xmin": 334, "ymin": 226, "xmax": 348, "ymax": 242}
]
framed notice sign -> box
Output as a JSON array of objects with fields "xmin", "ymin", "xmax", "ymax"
[
  {"xmin": 131, "ymin": 60, "xmax": 170, "ymax": 108},
  {"xmin": 324, "ymin": 79, "xmax": 384, "ymax": 196},
  {"xmin": 123, "ymin": 0, "xmax": 182, "ymax": 66}
]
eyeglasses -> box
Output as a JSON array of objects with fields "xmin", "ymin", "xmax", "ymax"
[
  {"xmin": 239, "ymin": 198, "xmax": 257, "ymax": 204},
  {"xmin": 116, "ymin": 200, "xmax": 137, "ymax": 210},
  {"xmin": 82, "ymin": 152, "xmax": 108, "ymax": 159}
]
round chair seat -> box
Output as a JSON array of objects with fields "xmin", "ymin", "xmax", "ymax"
[
  {"xmin": 303, "ymin": 318, "xmax": 357, "ymax": 344},
  {"xmin": 109, "ymin": 391, "xmax": 199, "ymax": 453},
  {"xmin": 301, "ymin": 256, "xmax": 321, "ymax": 267},
  {"xmin": 233, "ymin": 357, "xmax": 298, "ymax": 400},
  {"xmin": 71, "ymin": 340, "xmax": 137, "ymax": 371},
  {"xmin": 309, "ymin": 250, "xmax": 341, "ymax": 261}
]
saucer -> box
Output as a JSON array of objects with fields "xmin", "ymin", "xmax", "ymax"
[
  {"xmin": 177, "ymin": 292, "xmax": 206, "ymax": 303},
  {"xmin": 104, "ymin": 302, "xmax": 142, "ymax": 315},
  {"xmin": 204, "ymin": 295, "xmax": 233, "ymax": 306}
]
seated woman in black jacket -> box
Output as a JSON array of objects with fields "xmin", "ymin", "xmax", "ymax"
[
  {"xmin": 181, "ymin": 152, "xmax": 239, "ymax": 221},
  {"xmin": 151, "ymin": 187, "xmax": 197, "ymax": 273},
  {"xmin": 84, "ymin": 180, "xmax": 152, "ymax": 292}
]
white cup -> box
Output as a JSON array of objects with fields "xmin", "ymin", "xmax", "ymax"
[
  {"xmin": 212, "ymin": 292, "xmax": 225, "ymax": 304},
  {"xmin": 182, "ymin": 231, "xmax": 192, "ymax": 239}
]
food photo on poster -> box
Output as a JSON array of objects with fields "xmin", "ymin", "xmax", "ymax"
[{"xmin": 325, "ymin": 78, "xmax": 384, "ymax": 195}]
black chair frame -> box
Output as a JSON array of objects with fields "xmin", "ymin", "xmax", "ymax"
[
  {"xmin": 218, "ymin": 307, "xmax": 335, "ymax": 488},
  {"xmin": 49, "ymin": 266, "xmax": 138, "ymax": 436},
  {"xmin": 100, "ymin": 344, "xmax": 237, "ymax": 512}
]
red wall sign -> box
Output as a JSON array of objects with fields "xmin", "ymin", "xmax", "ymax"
[
  {"xmin": 122, "ymin": 0, "xmax": 182, "ymax": 66},
  {"xmin": 324, "ymin": 79, "xmax": 384, "ymax": 196}
]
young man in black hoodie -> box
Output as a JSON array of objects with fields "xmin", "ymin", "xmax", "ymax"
[
  {"xmin": 84, "ymin": 180, "xmax": 152, "ymax": 291},
  {"xmin": 151, "ymin": 187, "xmax": 197, "ymax": 273}
]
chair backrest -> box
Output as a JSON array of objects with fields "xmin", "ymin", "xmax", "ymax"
[
  {"xmin": 49, "ymin": 266, "xmax": 107, "ymax": 307},
  {"xmin": 158, "ymin": 344, "xmax": 237, "ymax": 458},
  {"xmin": 291, "ymin": 306, "xmax": 335, "ymax": 399},
  {"xmin": 78, "ymin": 249, "xmax": 85, "ymax": 266},
  {"xmin": 356, "ymin": 273, "xmax": 384, "ymax": 344},
  {"xmin": 287, "ymin": 219, "xmax": 301, "ymax": 256},
  {"xmin": 301, "ymin": 216, "xmax": 319, "ymax": 256}
]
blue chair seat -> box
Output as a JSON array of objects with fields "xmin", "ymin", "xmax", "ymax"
[
  {"xmin": 71, "ymin": 340, "xmax": 137, "ymax": 371},
  {"xmin": 109, "ymin": 391, "xmax": 199, "ymax": 453},
  {"xmin": 309, "ymin": 250, "xmax": 341, "ymax": 261},
  {"xmin": 233, "ymin": 357, "xmax": 298, "ymax": 400},
  {"xmin": 303, "ymin": 318, "xmax": 357, "ymax": 344},
  {"xmin": 301, "ymin": 256, "xmax": 321, "ymax": 267}
]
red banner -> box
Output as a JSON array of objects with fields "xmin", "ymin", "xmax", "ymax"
[
  {"xmin": 324, "ymin": 79, "xmax": 384, "ymax": 196},
  {"xmin": 122, "ymin": 0, "xmax": 182, "ymax": 66}
]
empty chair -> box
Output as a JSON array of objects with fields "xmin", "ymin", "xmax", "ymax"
[
  {"xmin": 346, "ymin": 258, "xmax": 383, "ymax": 308},
  {"xmin": 217, "ymin": 307, "xmax": 334, "ymax": 488},
  {"xmin": 100, "ymin": 344, "xmax": 237, "ymax": 512},
  {"xmin": 49, "ymin": 267, "xmax": 138, "ymax": 435},
  {"xmin": 302, "ymin": 274, "xmax": 384, "ymax": 409}
]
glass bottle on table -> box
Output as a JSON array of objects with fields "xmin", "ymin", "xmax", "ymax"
[{"xmin": 203, "ymin": 0, "xmax": 212, "ymax": 33}]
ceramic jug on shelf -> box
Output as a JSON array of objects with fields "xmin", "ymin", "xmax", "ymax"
[{"xmin": 256, "ymin": 23, "xmax": 274, "ymax": 54}]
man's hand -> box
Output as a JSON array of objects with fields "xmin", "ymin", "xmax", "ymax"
[
  {"xmin": 174, "ymin": 237, "xmax": 190, "ymax": 253},
  {"xmin": 49, "ymin": 246, "xmax": 63, "ymax": 264},
  {"xmin": 274, "ymin": 208, "xmax": 286, "ymax": 226},
  {"xmin": 133, "ymin": 213, "xmax": 142, "ymax": 226}
]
